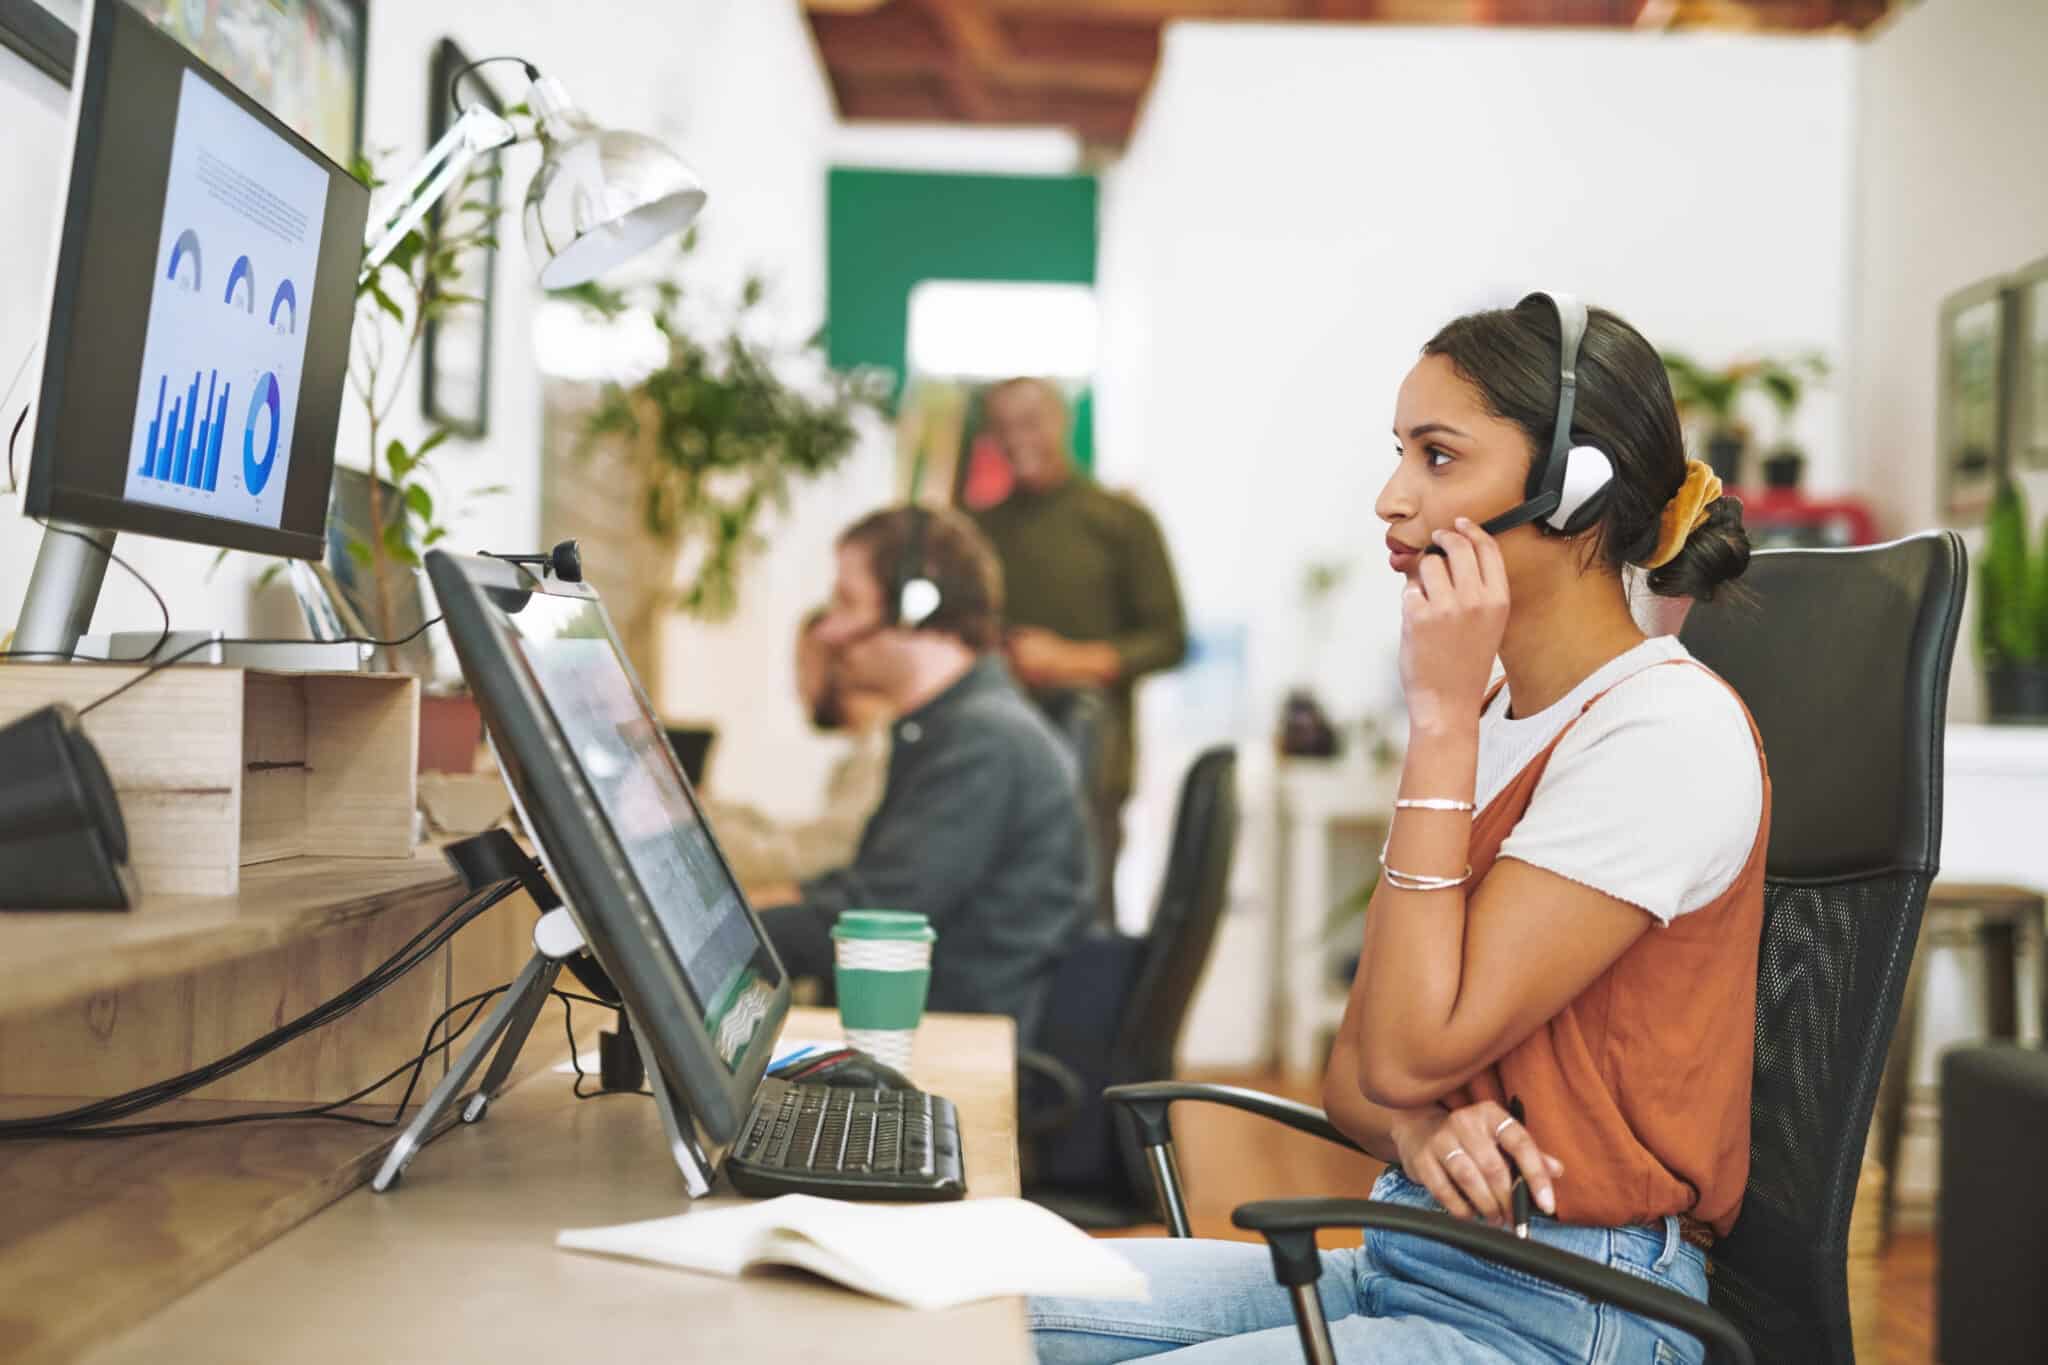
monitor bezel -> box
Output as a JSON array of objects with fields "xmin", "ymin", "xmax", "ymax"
[
  {"xmin": 22, "ymin": 0, "xmax": 369, "ymax": 561},
  {"xmin": 426, "ymin": 548, "xmax": 791, "ymax": 1149}
]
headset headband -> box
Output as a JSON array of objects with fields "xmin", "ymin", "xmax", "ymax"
[{"xmin": 1526, "ymin": 289, "xmax": 1587, "ymax": 508}]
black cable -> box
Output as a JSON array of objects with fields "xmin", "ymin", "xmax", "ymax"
[
  {"xmin": 448, "ymin": 56, "xmax": 539, "ymax": 117},
  {"xmin": 65, "ymin": 615, "xmax": 443, "ymax": 717},
  {"xmin": 16, "ymin": 985, "xmax": 513, "ymax": 1139},
  {"xmin": 7, "ymin": 401, "xmax": 26, "ymax": 493},
  {"xmin": 0, "ymin": 877, "xmax": 516, "ymax": 1136},
  {"xmin": 554, "ymin": 989, "xmax": 650, "ymax": 1099},
  {"xmin": 0, "ymin": 519, "xmax": 175, "ymax": 666}
]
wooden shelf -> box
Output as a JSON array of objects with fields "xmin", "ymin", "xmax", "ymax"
[{"xmin": 1, "ymin": 848, "xmax": 462, "ymax": 1025}]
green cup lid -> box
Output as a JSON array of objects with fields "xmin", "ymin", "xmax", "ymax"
[{"xmin": 832, "ymin": 909, "xmax": 936, "ymax": 942}]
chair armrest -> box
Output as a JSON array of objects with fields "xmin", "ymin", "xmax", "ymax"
[
  {"xmin": 1017, "ymin": 1048, "xmax": 1086, "ymax": 1139},
  {"xmin": 1103, "ymin": 1081, "xmax": 1361, "ymax": 1152},
  {"xmin": 1232, "ymin": 1198, "xmax": 1752, "ymax": 1365}
]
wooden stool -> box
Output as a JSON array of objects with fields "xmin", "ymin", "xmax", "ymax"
[{"xmin": 1882, "ymin": 882, "xmax": 2047, "ymax": 1232}]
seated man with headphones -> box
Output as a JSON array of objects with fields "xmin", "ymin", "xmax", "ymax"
[{"xmin": 748, "ymin": 504, "xmax": 1094, "ymax": 1047}]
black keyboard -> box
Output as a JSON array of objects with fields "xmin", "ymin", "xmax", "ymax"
[{"xmin": 724, "ymin": 1077, "xmax": 966, "ymax": 1201}]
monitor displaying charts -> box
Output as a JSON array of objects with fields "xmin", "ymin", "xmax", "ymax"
[
  {"xmin": 121, "ymin": 71, "xmax": 328, "ymax": 529},
  {"xmin": 24, "ymin": 1, "xmax": 368, "ymax": 561}
]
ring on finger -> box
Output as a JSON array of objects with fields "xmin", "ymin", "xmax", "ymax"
[
  {"xmin": 1493, "ymin": 1116, "xmax": 1517, "ymax": 1137},
  {"xmin": 1443, "ymin": 1147, "xmax": 1469, "ymax": 1164}
]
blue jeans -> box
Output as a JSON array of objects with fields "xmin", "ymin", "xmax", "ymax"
[{"xmin": 1031, "ymin": 1169, "xmax": 1709, "ymax": 1365}]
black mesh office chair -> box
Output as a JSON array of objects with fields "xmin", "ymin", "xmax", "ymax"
[
  {"xmin": 1022, "ymin": 746, "xmax": 1237, "ymax": 1226},
  {"xmin": 1107, "ymin": 532, "xmax": 1966, "ymax": 1365}
]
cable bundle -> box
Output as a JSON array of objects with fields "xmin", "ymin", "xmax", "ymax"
[{"xmin": 0, "ymin": 878, "xmax": 520, "ymax": 1140}]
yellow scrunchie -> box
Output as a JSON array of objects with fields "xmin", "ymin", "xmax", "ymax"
[{"xmin": 1642, "ymin": 459, "xmax": 1723, "ymax": 569}]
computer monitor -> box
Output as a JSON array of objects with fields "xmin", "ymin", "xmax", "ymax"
[
  {"xmin": 15, "ymin": 0, "xmax": 369, "ymax": 655},
  {"xmin": 426, "ymin": 548, "xmax": 790, "ymax": 1148}
]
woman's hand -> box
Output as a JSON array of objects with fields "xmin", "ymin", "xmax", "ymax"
[
  {"xmin": 1399, "ymin": 517, "xmax": 1510, "ymax": 734},
  {"xmin": 1389, "ymin": 1099, "xmax": 1564, "ymax": 1228}
]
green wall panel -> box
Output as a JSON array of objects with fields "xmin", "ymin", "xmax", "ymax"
[{"xmin": 825, "ymin": 168, "xmax": 1099, "ymax": 387}]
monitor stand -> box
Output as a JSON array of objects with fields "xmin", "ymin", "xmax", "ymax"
[
  {"xmin": 371, "ymin": 903, "xmax": 715, "ymax": 1197},
  {"xmin": 12, "ymin": 520, "xmax": 116, "ymax": 660}
]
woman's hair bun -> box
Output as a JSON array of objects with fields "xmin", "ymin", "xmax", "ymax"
[{"xmin": 1644, "ymin": 494, "xmax": 1749, "ymax": 602}]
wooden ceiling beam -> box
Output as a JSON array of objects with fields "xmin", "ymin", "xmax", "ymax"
[
  {"xmin": 976, "ymin": 0, "xmax": 1301, "ymax": 18},
  {"xmin": 815, "ymin": 47, "xmax": 1157, "ymax": 98}
]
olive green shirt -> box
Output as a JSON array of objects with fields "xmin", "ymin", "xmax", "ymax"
[{"xmin": 972, "ymin": 476, "xmax": 1187, "ymax": 798}]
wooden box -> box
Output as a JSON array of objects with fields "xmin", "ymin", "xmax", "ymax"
[{"xmin": 0, "ymin": 666, "xmax": 417, "ymax": 897}]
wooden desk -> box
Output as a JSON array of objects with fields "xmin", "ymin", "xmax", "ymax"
[{"xmin": 84, "ymin": 1008, "xmax": 1031, "ymax": 1365}]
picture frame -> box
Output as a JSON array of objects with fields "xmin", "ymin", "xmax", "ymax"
[
  {"xmin": 1937, "ymin": 277, "xmax": 2010, "ymax": 524},
  {"xmin": 0, "ymin": 0, "xmax": 77, "ymax": 86},
  {"xmin": 419, "ymin": 37, "xmax": 499, "ymax": 440},
  {"xmin": 1, "ymin": 0, "xmax": 366, "ymax": 167},
  {"xmin": 2012, "ymin": 254, "xmax": 2048, "ymax": 472}
]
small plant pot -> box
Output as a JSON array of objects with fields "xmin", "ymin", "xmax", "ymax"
[
  {"xmin": 1986, "ymin": 665, "xmax": 2048, "ymax": 723},
  {"xmin": 1705, "ymin": 432, "xmax": 1747, "ymax": 486},
  {"xmin": 1761, "ymin": 448, "xmax": 1805, "ymax": 490},
  {"xmin": 419, "ymin": 691, "xmax": 485, "ymax": 774}
]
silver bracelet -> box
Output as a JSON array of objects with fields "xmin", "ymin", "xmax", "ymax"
[
  {"xmin": 1377, "ymin": 848, "xmax": 1472, "ymax": 891},
  {"xmin": 1394, "ymin": 798, "xmax": 1476, "ymax": 812}
]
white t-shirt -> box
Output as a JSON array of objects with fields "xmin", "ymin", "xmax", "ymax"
[{"xmin": 1477, "ymin": 636, "xmax": 1763, "ymax": 924}]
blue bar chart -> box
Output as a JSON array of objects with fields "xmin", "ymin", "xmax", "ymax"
[{"xmin": 137, "ymin": 368, "xmax": 231, "ymax": 492}]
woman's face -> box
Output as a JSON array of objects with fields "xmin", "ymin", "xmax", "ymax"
[{"xmin": 1377, "ymin": 353, "xmax": 1548, "ymax": 584}]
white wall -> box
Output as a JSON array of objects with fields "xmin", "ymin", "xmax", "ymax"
[
  {"xmin": 0, "ymin": 0, "xmax": 886, "ymax": 812},
  {"xmin": 1098, "ymin": 22, "xmax": 1857, "ymax": 1065},
  {"xmin": 1848, "ymin": 0, "xmax": 2048, "ymax": 723}
]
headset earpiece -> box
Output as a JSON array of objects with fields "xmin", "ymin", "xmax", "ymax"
[
  {"xmin": 890, "ymin": 504, "xmax": 943, "ymax": 630},
  {"xmin": 1552, "ymin": 444, "xmax": 1614, "ymax": 535}
]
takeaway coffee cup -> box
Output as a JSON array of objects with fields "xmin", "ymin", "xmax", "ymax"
[{"xmin": 831, "ymin": 909, "xmax": 936, "ymax": 1072}]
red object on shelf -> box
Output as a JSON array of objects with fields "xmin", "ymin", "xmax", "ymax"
[{"xmin": 1730, "ymin": 486, "xmax": 1879, "ymax": 547}]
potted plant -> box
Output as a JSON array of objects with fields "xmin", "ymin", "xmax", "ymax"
[
  {"xmin": 1980, "ymin": 479, "xmax": 2048, "ymax": 722},
  {"xmin": 552, "ymin": 233, "xmax": 887, "ymax": 687},
  {"xmin": 347, "ymin": 153, "xmax": 509, "ymax": 770},
  {"xmin": 1662, "ymin": 351, "xmax": 1755, "ymax": 485},
  {"xmin": 1754, "ymin": 351, "xmax": 1831, "ymax": 490}
]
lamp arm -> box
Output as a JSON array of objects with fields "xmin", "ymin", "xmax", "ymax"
[{"xmin": 359, "ymin": 103, "xmax": 526, "ymax": 285}]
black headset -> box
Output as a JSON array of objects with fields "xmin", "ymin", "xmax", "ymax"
[{"xmin": 1427, "ymin": 290, "xmax": 1616, "ymax": 555}]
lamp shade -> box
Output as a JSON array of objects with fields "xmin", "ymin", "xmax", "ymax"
[{"xmin": 524, "ymin": 104, "xmax": 706, "ymax": 290}]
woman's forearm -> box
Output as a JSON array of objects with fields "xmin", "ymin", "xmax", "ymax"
[{"xmin": 1323, "ymin": 1031, "xmax": 1441, "ymax": 1164}]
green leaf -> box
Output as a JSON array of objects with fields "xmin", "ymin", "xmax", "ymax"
[
  {"xmin": 415, "ymin": 427, "xmax": 452, "ymax": 460},
  {"xmin": 387, "ymin": 230, "xmax": 427, "ymax": 274},
  {"xmin": 404, "ymin": 483, "xmax": 435, "ymax": 524},
  {"xmin": 367, "ymin": 278, "xmax": 405, "ymax": 325},
  {"xmin": 255, "ymin": 562, "xmax": 286, "ymax": 590},
  {"xmin": 467, "ymin": 483, "xmax": 511, "ymax": 497},
  {"xmin": 424, "ymin": 526, "xmax": 449, "ymax": 546},
  {"xmin": 385, "ymin": 439, "xmax": 416, "ymax": 484},
  {"xmin": 381, "ymin": 520, "xmax": 421, "ymax": 568},
  {"xmin": 345, "ymin": 537, "xmax": 373, "ymax": 568},
  {"xmin": 206, "ymin": 546, "xmax": 232, "ymax": 581}
]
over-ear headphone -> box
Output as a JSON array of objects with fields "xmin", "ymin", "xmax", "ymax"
[
  {"xmin": 887, "ymin": 504, "xmax": 943, "ymax": 629},
  {"xmin": 1427, "ymin": 290, "xmax": 1615, "ymax": 555}
]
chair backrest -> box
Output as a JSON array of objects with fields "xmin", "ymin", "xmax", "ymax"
[
  {"xmin": 1678, "ymin": 531, "xmax": 1965, "ymax": 1364},
  {"xmin": 1024, "ymin": 746, "xmax": 1237, "ymax": 1207},
  {"xmin": 1114, "ymin": 745, "xmax": 1239, "ymax": 1085}
]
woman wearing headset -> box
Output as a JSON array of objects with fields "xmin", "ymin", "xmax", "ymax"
[{"xmin": 1031, "ymin": 294, "xmax": 1766, "ymax": 1365}]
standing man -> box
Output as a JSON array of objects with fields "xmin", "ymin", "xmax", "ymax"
[
  {"xmin": 971, "ymin": 377, "xmax": 1187, "ymax": 922},
  {"xmin": 749, "ymin": 505, "xmax": 1091, "ymax": 1046}
]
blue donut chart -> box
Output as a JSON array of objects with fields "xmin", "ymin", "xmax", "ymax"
[
  {"xmin": 225, "ymin": 255, "xmax": 256, "ymax": 312},
  {"xmin": 242, "ymin": 372, "xmax": 282, "ymax": 495},
  {"xmin": 268, "ymin": 279, "xmax": 297, "ymax": 333},
  {"xmin": 166, "ymin": 229, "xmax": 202, "ymax": 290}
]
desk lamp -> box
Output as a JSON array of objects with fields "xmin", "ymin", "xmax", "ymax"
[{"xmin": 363, "ymin": 59, "xmax": 706, "ymax": 289}]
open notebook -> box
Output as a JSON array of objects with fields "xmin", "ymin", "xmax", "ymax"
[{"xmin": 557, "ymin": 1194, "xmax": 1149, "ymax": 1311}]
